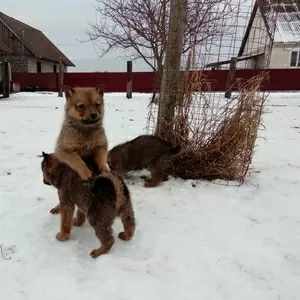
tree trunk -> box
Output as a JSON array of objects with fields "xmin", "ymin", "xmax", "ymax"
[
  {"xmin": 156, "ymin": 0, "xmax": 188, "ymax": 141},
  {"xmin": 150, "ymin": 63, "xmax": 163, "ymax": 105}
]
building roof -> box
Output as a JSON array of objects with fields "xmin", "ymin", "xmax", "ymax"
[
  {"xmin": 239, "ymin": 0, "xmax": 300, "ymax": 57},
  {"xmin": 275, "ymin": 0, "xmax": 300, "ymax": 13},
  {"xmin": 0, "ymin": 39, "xmax": 13, "ymax": 53},
  {"xmin": 0, "ymin": 12, "xmax": 75, "ymax": 66},
  {"xmin": 274, "ymin": 12, "xmax": 300, "ymax": 43},
  {"xmin": 270, "ymin": 0, "xmax": 300, "ymax": 43}
]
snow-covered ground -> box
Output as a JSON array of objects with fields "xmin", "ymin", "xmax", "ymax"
[{"xmin": 0, "ymin": 91, "xmax": 299, "ymax": 300}]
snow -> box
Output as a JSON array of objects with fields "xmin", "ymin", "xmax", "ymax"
[{"xmin": 0, "ymin": 91, "xmax": 300, "ymax": 300}]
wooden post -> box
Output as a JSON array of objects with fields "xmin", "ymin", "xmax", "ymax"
[
  {"xmin": 126, "ymin": 60, "xmax": 132, "ymax": 99},
  {"xmin": 8, "ymin": 62, "xmax": 12, "ymax": 93},
  {"xmin": 156, "ymin": 0, "xmax": 188, "ymax": 138},
  {"xmin": 58, "ymin": 58, "xmax": 64, "ymax": 97},
  {"xmin": 3, "ymin": 61, "xmax": 9, "ymax": 98},
  {"xmin": 0, "ymin": 59, "xmax": 3, "ymax": 97},
  {"xmin": 225, "ymin": 57, "xmax": 237, "ymax": 99},
  {"xmin": 1, "ymin": 59, "xmax": 10, "ymax": 98}
]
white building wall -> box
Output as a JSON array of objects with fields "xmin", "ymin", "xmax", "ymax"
[
  {"xmin": 28, "ymin": 57, "xmax": 68, "ymax": 73},
  {"xmin": 28, "ymin": 57, "xmax": 37, "ymax": 73},
  {"xmin": 42, "ymin": 61, "xmax": 56, "ymax": 72},
  {"xmin": 269, "ymin": 44, "xmax": 300, "ymax": 68}
]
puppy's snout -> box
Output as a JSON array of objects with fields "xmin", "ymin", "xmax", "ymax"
[{"xmin": 90, "ymin": 113, "xmax": 98, "ymax": 120}]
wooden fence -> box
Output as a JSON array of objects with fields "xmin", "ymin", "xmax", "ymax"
[{"xmin": 12, "ymin": 69, "xmax": 300, "ymax": 93}]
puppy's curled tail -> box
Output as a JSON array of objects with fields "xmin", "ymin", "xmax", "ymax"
[
  {"xmin": 169, "ymin": 144, "xmax": 181, "ymax": 155},
  {"xmin": 91, "ymin": 174, "xmax": 115, "ymax": 199}
]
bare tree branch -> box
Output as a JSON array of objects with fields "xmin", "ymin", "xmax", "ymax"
[{"xmin": 82, "ymin": 0, "xmax": 243, "ymax": 71}]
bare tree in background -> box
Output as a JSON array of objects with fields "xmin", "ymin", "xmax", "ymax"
[{"xmin": 85, "ymin": 0, "xmax": 242, "ymax": 100}]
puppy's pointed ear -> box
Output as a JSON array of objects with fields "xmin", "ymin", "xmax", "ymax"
[
  {"xmin": 95, "ymin": 86, "xmax": 104, "ymax": 96},
  {"xmin": 64, "ymin": 86, "xmax": 75, "ymax": 98},
  {"xmin": 42, "ymin": 151, "xmax": 50, "ymax": 162}
]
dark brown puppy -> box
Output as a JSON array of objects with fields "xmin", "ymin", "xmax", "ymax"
[
  {"xmin": 41, "ymin": 152, "xmax": 136, "ymax": 258},
  {"xmin": 107, "ymin": 134, "xmax": 181, "ymax": 188}
]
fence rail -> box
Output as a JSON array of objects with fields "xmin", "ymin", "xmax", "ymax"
[{"xmin": 11, "ymin": 69, "xmax": 300, "ymax": 93}]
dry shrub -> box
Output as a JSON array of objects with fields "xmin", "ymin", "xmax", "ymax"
[
  {"xmin": 172, "ymin": 73, "xmax": 267, "ymax": 183},
  {"xmin": 147, "ymin": 65, "xmax": 268, "ymax": 185}
]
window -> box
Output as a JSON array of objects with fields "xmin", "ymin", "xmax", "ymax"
[
  {"xmin": 53, "ymin": 65, "xmax": 57, "ymax": 73},
  {"xmin": 37, "ymin": 61, "xmax": 41, "ymax": 73},
  {"xmin": 290, "ymin": 51, "xmax": 300, "ymax": 67}
]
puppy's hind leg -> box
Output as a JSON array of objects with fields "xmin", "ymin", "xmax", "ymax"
[
  {"xmin": 88, "ymin": 210, "xmax": 116, "ymax": 258},
  {"xmin": 118, "ymin": 200, "xmax": 136, "ymax": 241},
  {"xmin": 89, "ymin": 224, "xmax": 115, "ymax": 258},
  {"xmin": 144, "ymin": 157, "xmax": 170, "ymax": 188},
  {"xmin": 144, "ymin": 167, "xmax": 164, "ymax": 188}
]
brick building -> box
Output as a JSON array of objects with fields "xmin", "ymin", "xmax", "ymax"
[{"xmin": 0, "ymin": 11, "xmax": 74, "ymax": 73}]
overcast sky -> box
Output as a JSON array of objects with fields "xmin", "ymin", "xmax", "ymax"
[
  {"xmin": 2, "ymin": 0, "xmax": 256, "ymax": 72},
  {"xmin": 2, "ymin": 0, "xmax": 150, "ymax": 71}
]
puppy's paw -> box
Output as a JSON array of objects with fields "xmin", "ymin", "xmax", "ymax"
[
  {"xmin": 90, "ymin": 249, "xmax": 101, "ymax": 259},
  {"xmin": 118, "ymin": 231, "xmax": 130, "ymax": 241},
  {"xmin": 90, "ymin": 247, "xmax": 108, "ymax": 258},
  {"xmin": 56, "ymin": 232, "xmax": 70, "ymax": 241},
  {"xmin": 79, "ymin": 168, "xmax": 93, "ymax": 181},
  {"xmin": 82, "ymin": 176, "xmax": 94, "ymax": 187},
  {"xmin": 82, "ymin": 180, "xmax": 91, "ymax": 187},
  {"xmin": 144, "ymin": 181, "xmax": 159, "ymax": 188},
  {"xmin": 50, "ymin": 205, "xmax": 60, "ymax": 214}
]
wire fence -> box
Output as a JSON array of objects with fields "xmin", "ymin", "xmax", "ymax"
[{"xmin": 146, "ymin": 0, "xmax": 281, "ymax": 185}]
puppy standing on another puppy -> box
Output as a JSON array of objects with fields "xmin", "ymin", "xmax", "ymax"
[
  {"xmin": 107, "ymin": 134, "xmax": 181, "ymax": 187},
  {"xmin": 41, "ymin": 152, "xmax": 136, "ymax": 258},
  {"xmin": 55, "ymin": 86, "xmax": 109, "ymax": 182}
]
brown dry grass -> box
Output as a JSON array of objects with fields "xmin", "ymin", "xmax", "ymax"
[
  {"xmin": 146, "ymin": 53, "xmax": 268, "ymax": 185},
  {"xmin": 171, "ymin": 74, "xmax": 267, "ymax": 183}
]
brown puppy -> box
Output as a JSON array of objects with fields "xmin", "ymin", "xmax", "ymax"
[
  {"xmin": 41, "ymin": 152, "xmax": 136, "ymax": 259},
  {"xmin": 55, "ymin": 86, "xmax": 109, "ymax": 182},
  {"xmin": 107, "ymin": 134, "xmax": 181, "ymax": 188}
]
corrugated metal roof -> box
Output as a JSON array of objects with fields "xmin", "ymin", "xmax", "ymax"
[
  {"xmin": 274, "ymin": 12, "xmax": 300, "ymax": 43},
  {"xmin": 261, "ymin": 0, "xmax": 300, "ymax": 44}
]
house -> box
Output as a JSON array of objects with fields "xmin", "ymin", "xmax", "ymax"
[
  {"xmin": 205, "ymin": 0, "xmax": 300, "ymax": 70},
  {"xmin": 238, "ymin": 0, "xmax": 300, "ymax": 69},
  {"xmin": 0, "ymin": 11, "xmax": 74, "ymax": 73}
]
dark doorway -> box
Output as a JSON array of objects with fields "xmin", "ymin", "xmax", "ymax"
[{"xmin": 37, "ymin": 61, "xmax": 41, "ymax": 73}]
